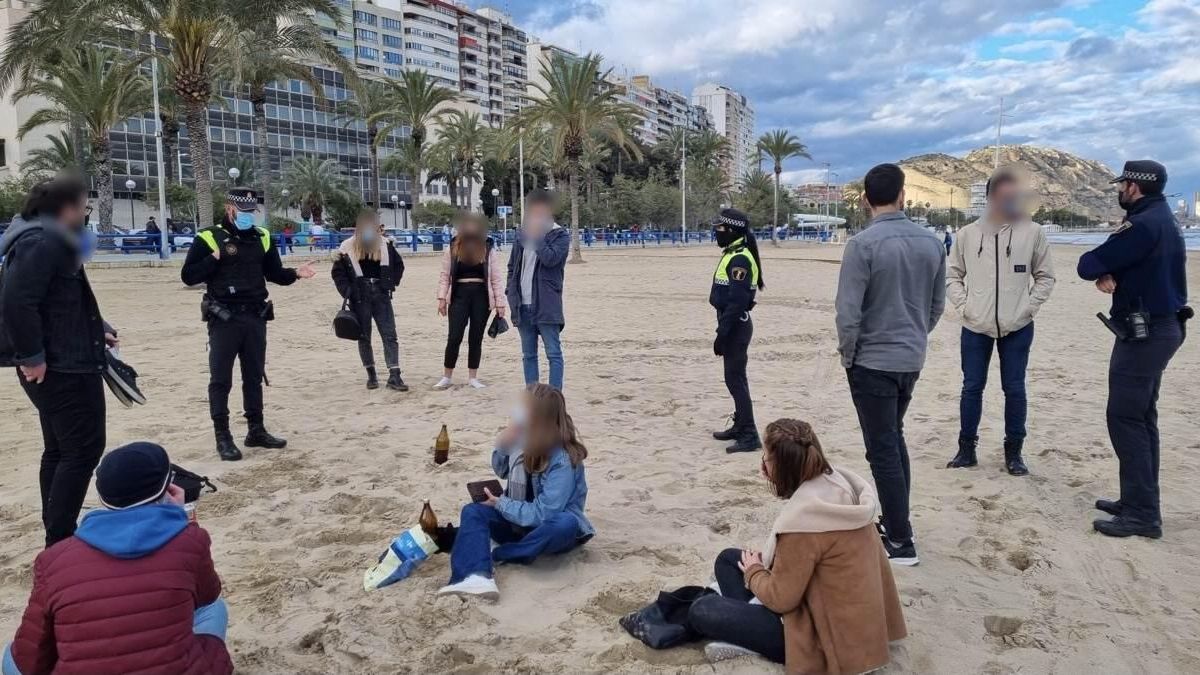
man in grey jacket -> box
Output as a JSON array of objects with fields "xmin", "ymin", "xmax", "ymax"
[
  {"xmin": 945, "ymin": 169, "xmax": 1056, "ymax": 475},
  {"xmin": 835, "ymin": 163, "xmax": 945, "ymax": 566}
]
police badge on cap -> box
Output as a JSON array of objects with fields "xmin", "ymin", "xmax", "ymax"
[
  {"xmin": 226, "ymin": 187, "xmax": 259, "ymax": 212},
  {"xmin": 1110, "ymin": 160, "xmax": 1167, "ymax": 188}
]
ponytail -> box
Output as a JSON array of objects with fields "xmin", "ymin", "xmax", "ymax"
[{"xmin": 743, "ymin": 232, "xmax": 765, "ymax": 290}]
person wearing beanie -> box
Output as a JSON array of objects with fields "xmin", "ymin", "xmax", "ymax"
[
  {"xmin": 709, "ymin": 208, "xmax": 766, "ymax": 453},
  {"xmin": 3, "ymin": 443, "xmax": 233, "ymax": 675}
]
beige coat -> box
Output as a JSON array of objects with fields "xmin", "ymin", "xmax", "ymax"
[
  {"xmin": 745, "ymin": 468, "xmax": 907, "ymax": 675},
  {"xmin": 947, "ymin": 215, "xmax": 1055, "ymax": 338}
]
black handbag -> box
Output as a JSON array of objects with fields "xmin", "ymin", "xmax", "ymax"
[
  {"xmin": 333, "ymin": 298, "xmax": 362, "ymax": 340},
  {"xmin": 487, "ymin": 313, "xmax": 510, "ymax": 339},
  {"xmin": 170, "ymin": 464, "xmax": 217, "ymax": 503},
  {"xmin": 619, "ymin": 586, "xmax": 715, "ymax": 649}
]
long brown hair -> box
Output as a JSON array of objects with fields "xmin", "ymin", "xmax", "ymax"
[
  {"xmin": 763, "ymin": 419, "xmax": 832, "ymax": 498},
  {"xmin": 451, "ymin": 212, "xmax": 487, "ymax": 266},
  {"xmin": 522, "ymin": 384, "xmax": 588, "ymax": 474},
  {"xmin": 351, "ymin": 209, "xmax": 382, "ymax": 262}
]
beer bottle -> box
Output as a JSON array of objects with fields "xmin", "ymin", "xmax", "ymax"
[
  {"xmin": 419, "ymin": 500, "xmax": 438, "ymax": 537},
  {"xmin": 434, "ymin": 424, "xmax": 450, "ymax": 465}
]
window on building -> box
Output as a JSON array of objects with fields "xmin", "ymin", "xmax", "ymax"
[
  {"xmin": 384, "ymin": 67, "xmax": 401, "ymax": 78},
  {"xmin": 383, "ymin": 51, "xmax": 402, "ymax": 64},
  {"xmin": 357, "ymin": 46, "xmax": 379, "ymax": 60},
  {"xmin": 355, "ymin": 28, "xmax": 377, "ymax": 42},
  {"xmin": 382, "ymin": 34, "xmax": 402, "ymax": 48},
  {"xmin": 380, "ymin": 17, "xmax": 402, "ymax": 31},
  {"xmin": 353, "ymin": 11, "xmax": 377, "ymax": 26}
]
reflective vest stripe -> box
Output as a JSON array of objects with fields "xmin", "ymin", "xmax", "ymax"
[
  {"xmin": 713, "ymin": 244, "xmax": 759, "ymax": 286},
  {"xmin": 196, "ymin": 227, "xmax": 271, "ymax": 253}
]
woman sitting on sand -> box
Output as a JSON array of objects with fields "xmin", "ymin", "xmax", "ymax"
[
  {"xmin": 435, "ymin": 212, "xmax": 507, "ymax": 390},
  {"xmin": 687, "ymin": 419, "xmax": 907, "ymax": 672},
  {"xmin": 438, "ymin": 384, "xmax": 593, "ymax": 600},
  {"xmin": 331, "ymin": 210, "xmax": 406, "ymax": 391}
]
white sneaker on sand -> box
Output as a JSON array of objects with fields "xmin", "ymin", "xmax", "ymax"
[
  {"xmin": 468, "ymin": 378, "xmax": 487, "ymax": 389},
  {"xmin": 705, "ymin": 642, "xmax": 760, "ymax": 663},
  {"xmin": 437, "ymin": 575, "xmax": 499, "ymax": 601},
  {"xmin": 433, "ymin": 377, "xmax": 453, "ymax": 390}
]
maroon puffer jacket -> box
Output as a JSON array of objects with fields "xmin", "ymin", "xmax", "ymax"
[{"xmin": 10, "ymin": 515, "xmax": 233, "ymax": 675}]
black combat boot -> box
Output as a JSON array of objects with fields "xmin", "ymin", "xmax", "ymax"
[
  {"xmin": 386, "ymin": 368, "xmax": 409, "ymax": 392},
  {"xmin": 366, "ymin": 366, "xmax": 379, "ymax": 390},
  {"xmin": 947, "ymin": 436, "xmax": 978, "ymax": 468},
  {"xmin": 1004, "ymin": 439, "xmax": 1029, "ymax": 476},
  {"xmin": 214, "ymin": 419, "xmax": 242, "ymax": 462},
  {"xmin": 1095, "ymin": 498, "xmax": 1123, "ymax": 517},
  {"xmin": 245, "ymin": 420, "xmax": 287, "ymax": 449},
  {"xmin": 1094, "ymin": 516, "xmax": 1161, "ymax": 539},
  {"xmin": 712, "ymin": 414, "xmax": 738, "ymax": 441},
  {"xmin": 726, "ymin": 428, "xmax": 762, "ymax": 454}
]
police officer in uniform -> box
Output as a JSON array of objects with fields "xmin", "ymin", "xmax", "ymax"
[
  {"xmin": 1077, "ymin": 160, "xmax": 1189, "ymax": 539},
  {"xmin": 181, "ymin": 188, "xmax": 316, "ymax": 461},
  {"xmin": 709, "ymin": 208, "xmax": 765, "ymax": 453}
]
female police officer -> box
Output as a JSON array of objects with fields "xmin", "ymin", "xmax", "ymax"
[{"xmin": 709, "ymin": 208, "xmax": 766, "ymax": 453}]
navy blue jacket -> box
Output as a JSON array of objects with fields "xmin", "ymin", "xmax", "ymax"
[
  {"xmin": 506, "ymin": 226, "xmax": 570, "ymax": 326},
  {"xmin": 1077, "ymin": 194, "xmax": 1187, "ymax": 318}
]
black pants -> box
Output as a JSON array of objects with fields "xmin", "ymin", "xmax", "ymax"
[
  {"xmin": 18, "ymin": 370, "xmax": 106, "ymax": 547},
  {"xmin": 207, "ymin": 312, "xmax": 267, "ymax": 426},
  {"xmin": 1106, "ymin": 317, "xmax": 1184, "ymax": 525},
  {"xmin": 722, "ymin": 314, "xmax": 756, "ymax": 430},
  {"xmin": 444, "ymin": 283, "xmax": 490, "ymax": 370},
  {"xmin": 355, "ymin": 284, "xmax": 399, "ymax": 370},
  {"xmin": 847, "ymin": 365, "xmax": 920, "ymax": 543},
  {"xmin": 687, "ymin": 548, "xmax": 785, "ymax": 664}
]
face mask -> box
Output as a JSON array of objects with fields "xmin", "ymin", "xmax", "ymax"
[
  {"xmin": 715, "ymin": 228, "xmax": 740, "ymax": 248},
  {"xmin": 234, "ymin": 211, "xmax": 256, "ymax": 230},
  {"xmin": 1117, "ymin": 186, "xmax": 1134, "ymax": 211}
]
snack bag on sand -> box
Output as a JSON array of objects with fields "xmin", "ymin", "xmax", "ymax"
[{"xmin": 363, "ymin": 525, "xmax": 438, "ymax": 591}]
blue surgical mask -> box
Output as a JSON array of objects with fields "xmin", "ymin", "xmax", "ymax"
[
  {"xmin": 234, "ymin": 212, "xmax": 256, "ymax": 230},
  {"xmin": 361, "ymin": 229, "xmax": 378, "ymax": 243}
]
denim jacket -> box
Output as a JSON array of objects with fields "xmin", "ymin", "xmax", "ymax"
[{"xmin": 495, "ymin": 447, "xmax": 594, "ymax": 539}]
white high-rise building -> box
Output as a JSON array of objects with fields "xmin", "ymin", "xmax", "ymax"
[{"xmin": 691, "ymin": 83, "xmax": 756, "ymax": 185}]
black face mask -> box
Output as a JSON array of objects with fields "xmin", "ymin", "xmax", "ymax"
[
  {"xmin": 714, "ymin": 228, "xmax": 741, "ymax": 248},
  {"xmin": 1117, "ymin": 187, "xmax": 1134, "ymax": 211}
]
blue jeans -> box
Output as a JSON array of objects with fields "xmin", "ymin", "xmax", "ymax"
[
  {"xmin": 449, "ymin": 503, "xmax": 582, "ymax": 584},
  {"xmin": 2, "ymin": 599, "xmax": 227, "ymax": 675},
  {"xmin": 959, "ymin": 323, "xmax": 1034, "ymax": 442},
  {"xmin": 517, "ymin": 309, "xmax": 564, "ymax": 389}
]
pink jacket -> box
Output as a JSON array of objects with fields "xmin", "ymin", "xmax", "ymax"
[{"xmin": 437, "ymin": 240, "xmax": 507, "ymax": 311}]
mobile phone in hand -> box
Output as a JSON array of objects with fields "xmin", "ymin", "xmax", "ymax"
[{"xmin": 467, "ymin": 480, "xmax": 504, "ymax": 503}]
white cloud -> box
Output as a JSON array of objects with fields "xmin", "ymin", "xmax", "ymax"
[{"xmin": 995, "ymin": 17, "xmax": 1078, "ymax": 35}]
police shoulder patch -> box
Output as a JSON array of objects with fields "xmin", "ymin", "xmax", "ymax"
[
  {"xmin": 731, "ymin": 267, "xmax": 747, "ymax": 282},
  {"xmin": 224, "ymin": 242, "xmax": 239, "ymax": 256},
  {"xmin": 1113, "ymin": 220, "xmax": 1133, "ymax": 234}
]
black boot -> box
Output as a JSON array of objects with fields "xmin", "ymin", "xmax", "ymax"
[
  {"xmin": 726, "ymin": 428, "xmax": 762, "ymax": 454},
  {"xmin": 214, "ymin": 420, "xmax": 242, "ymax": 462},
  {"xmin": 1004, "ymin": 439, "xmax": 1029, "ymax": 476},
  {"xmin": 1095, "ymin": 498, "xmax": 1123, "ymax": 517},
  {"xmin": 386, "ymin": 368, "xmax": 409, "ymax": 392},
  {"xmin": 366, "ymin": 367, "xmax": 379, "ymax": 390},
  {"xmin": 1094, "ymin": 516, "xmax": 1161, "ymax": 539},
  {"xmin": 245, "ymin": 421, "xmax": 287, "ymax": 449},
  {"xmin": 947, "ymin": 436, "xmax": 978, "ymax": 468},
  {"xmin": 712, "ymin": 414, "xmax": 738, "ymax": 441}
]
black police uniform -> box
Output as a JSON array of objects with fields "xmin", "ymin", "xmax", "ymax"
[
  {"xmin": 709, "ymin": 213, "xmax": 761, "ymax": 452},
  {"xmin": 1077, "ymin": 160, "xmax": 1189, "ymax": 537},
  {"xmin": 181, "ymin": 201, "xmax": 298, "ymax": 461}
]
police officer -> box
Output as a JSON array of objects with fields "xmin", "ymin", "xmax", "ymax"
[
  {"xmin": 1077, "ymin": 160, "xmax": 1189, "ymax": 539},
  {"xmin": 709, "ymin": 208, "xmax": 765, "ymax": 453},
  {"xmin": 181, "ymin": 188, "xmax": 316, "ymax": 461}
]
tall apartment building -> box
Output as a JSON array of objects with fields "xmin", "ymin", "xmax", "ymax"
[
  {"xmin": 631, "ymin": 75, "xmax": 712, "ymax": 144},
  {"xmin": 692, "ymin": 83, "xmax": 756, "ymax": 184},
  {"xmin": 455, "ymin": 5, "xmax": 529, "ymax": 126}
]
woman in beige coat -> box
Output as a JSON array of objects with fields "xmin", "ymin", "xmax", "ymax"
[
  {"xmin": 688, "ymin": 419, "xmax": 907, "ymax": 673},
  {"xmin": 434, "ymin": 213, "xmax": 507, "ymax": 389}
]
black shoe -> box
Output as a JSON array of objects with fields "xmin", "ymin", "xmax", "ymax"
[
  {"xmin": 386, "ymin": 369, "xmax": 409, "ymax": 392},
  {"xmin": 1095, "ymin": 498, "xmax": 1123, "ymax": 517},
  {"xmin": 947, "ymin": 436, "xmax": 978, "ymax": 468},
  {"xmin": 215, "ymin": 430, "xmax": 242, "ymax": 462},
  {"xmin": 713, "ymin": 414, "xmax": 738, "ymax": 441},
  {"xmin": 1004, "ymin": 439, "xmax": 1029, "ymax": 476},
  {"xmin": 245, "ymin": 424, "xmax": 287, "ymax": 449},
  {"xmin": 881, "ymin": 536, "xmax": 920, "ymax": 566},
  {"xmin": 1093, "ymin": 516, "xmax": 1161, "ymax": 539},
  {"xmin": 366, "ymin": 367, "xmax": 379, "ymax": 390},
  {"xmin": 725, "ymin": 430, "xmax": 761, "ymax": 454}
]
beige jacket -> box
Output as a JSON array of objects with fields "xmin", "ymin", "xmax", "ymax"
[{"xmin": 947, "ymin": 215, "xmax": 1055, "ymax": 338}]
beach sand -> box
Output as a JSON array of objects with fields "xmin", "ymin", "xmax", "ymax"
[{"xmin": 1, "ymin": 242, "xmax": 1197, "ymax": 674}]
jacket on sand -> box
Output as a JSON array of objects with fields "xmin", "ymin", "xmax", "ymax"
[
  {"xmin": 437, "ymin": 236, "xmax": 507, "ymax": 311},
  {"xmin": 744, "ymin": 467, "xmax": 906, "ymax": 675},
  {"xmin": 947, "ymin": 215, "xmax": 1056, "ymax": 338},
  {"xmin": 10, "ymin": 504, "xmax": 233, "ymax": 675}
]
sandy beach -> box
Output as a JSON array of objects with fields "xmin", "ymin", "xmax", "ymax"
[{"xmin": 1, "ymin": 242, "xmax": 1197, "ymax": 674}]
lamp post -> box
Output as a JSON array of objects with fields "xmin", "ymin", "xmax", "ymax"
[
  {"xmin": 281, "ymin": 189, "xmax": 290, "ymax": 220},
  {"xmin": 149, "ymin": 32, "xmax": 169, "ymax": 260},
  {"xmin": 390, "ymin": 194, "xmax": 399, "ymax": 230},
  {"xmin": 228, "ymin": 167, "xmax": 240, "ymax": 186},
  {"xmin": 400, "ymin": 200, "xmax": 412, "ymax": 251},
  {"xmin": 177, "ymin": 152, "xmax": 188, "ymax": 185},
  {"xmin": 491, "ymin": 187, "xmax": 504, "ymax": 244},
  {"xmin": 125, "ymin": 179, "xmax": 137, "ymax": 231},
  {"xmin": 681, "ymin": 108, "xmax": 691, "ymax": 246}
]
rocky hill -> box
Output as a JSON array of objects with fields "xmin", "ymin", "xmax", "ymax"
[{"xmin": 899, "ymin": 145, "xmax": 1119, "ymax": 219}]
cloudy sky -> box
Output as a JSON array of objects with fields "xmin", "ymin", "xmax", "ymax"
[{"xmin": 490, "ymin": 0, "xmax": 1199, "ymax": 195}]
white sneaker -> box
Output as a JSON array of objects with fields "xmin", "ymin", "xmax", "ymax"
[
  {"xmin": 437, "ymin": 574, "xmax": 499, "ymax": 601},
  {"xmin": 433, "ymin": 377, "xmax": 453, "ymax": 390},
  {"xmin": 468, "ymin": 378, "xmax": 487, "ymax": 389},
  {"xmin": 704, "ymin": 642, "xmax": 760, "ymax": 663}
]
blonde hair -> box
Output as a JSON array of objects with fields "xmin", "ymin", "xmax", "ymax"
[{"xmin": 351, "ymin": 209, "xmax": 382, "ymax": 261}]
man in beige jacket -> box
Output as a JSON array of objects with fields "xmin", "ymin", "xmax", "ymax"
[{"xmin": 946, "ymin": 170, "xmax": 1056, "ymax": 475}]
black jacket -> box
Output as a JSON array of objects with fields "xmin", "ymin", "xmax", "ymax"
[
  {"xmin": 330, "ymin": 240, "xmax": 404, "ymax": 300},
  {"xmin": 180, "ymin": 220, "xmax": 296, "ymax": 305},
  {"xmin": 0, "ymin": 216, "xmax": 107, "ymax": 373}
]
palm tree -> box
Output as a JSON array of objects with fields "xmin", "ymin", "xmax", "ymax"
[
  {"xmin": 756, "ymin": 130, "xmax": 811, "ymax": 245},
  {"xmin": 689, "ymin": 129, "xmax": 729, "ymax": 171},
  {"xmin": 482, "ymin": 122, "xmax": 522, "ymax": 210},
  {"xmin": 335, "ymin": 79, "xmax": 393, "ymax": 209},
  {"xmin": 224, "ymin": 18, "xmax": 349, "ymax": 220},
  {"xmin": 14, "ymin": 48, "xmax": 150, "ymax": 232},
  {"xmin": 437, "ymin": 110, "xmax": 486, "ymax": 210},
  {"xmin": 20, "ymin": 130, "xmax": 86, "ymax": 178},
  {"xmin": 842, "ymin": 180, "xmax": 866, "ymax": 230},
  {"xmin": 423, "ymin": 141, "xmax": 461, "ymax": 208},
  {"xmin": 519, "ymin": 52, "xmax": 642, "ymax": 263},
  {"xmin": 281, "ymin": 156, "xmax": 351, "ymax": 225}
]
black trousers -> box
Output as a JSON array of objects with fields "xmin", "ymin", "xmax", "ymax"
[
  {"xmin": 18, "ymin": 370, "xmax": 106, "ymax": 547},
  {"xmin": 847, "ymin": 365, "xmax": 920, "ymax": 543},
  {"xmin": 444, "ymin": 283, "xmax": 490, "ymax": 370},
  {"xmin": 355, "ymin": 284, "xmax": 399, "ymax": 370},
  {"xmin": 207, "ymin": 312, "xmax": 267, "ymax": 426},
  {"xmin": 1106, "ymin": 317, "xmax": 1184, "ymax": 525},
  {"xmin": 722, "ymin": 314, "xmax": 756, "ymax": 430},
  {"xmin": 686, "ymin": 548, "xmax": 786, "ymax": 664}
]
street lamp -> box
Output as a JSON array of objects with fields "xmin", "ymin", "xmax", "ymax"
[
  {"xmin": 228, "ymin": 167, "xmax": 240, "ymax": 185},
  {"xmin": 491, "ymin": 187, "xmax": 505, "ymax": 244},
  {"xmin": 400, "ymin": 199, "xmax": 412, "ymax": 251},
  {"xmin": 390, "ymin": 194, "xmax": 399, "ymax": 230},
  {"xmin": 281, "ymin": 188, "xmax": 290, "ymax": 220},
  {"xmin": 124, "ymin": 179, "xmax": 137, "ymax": 231}
]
